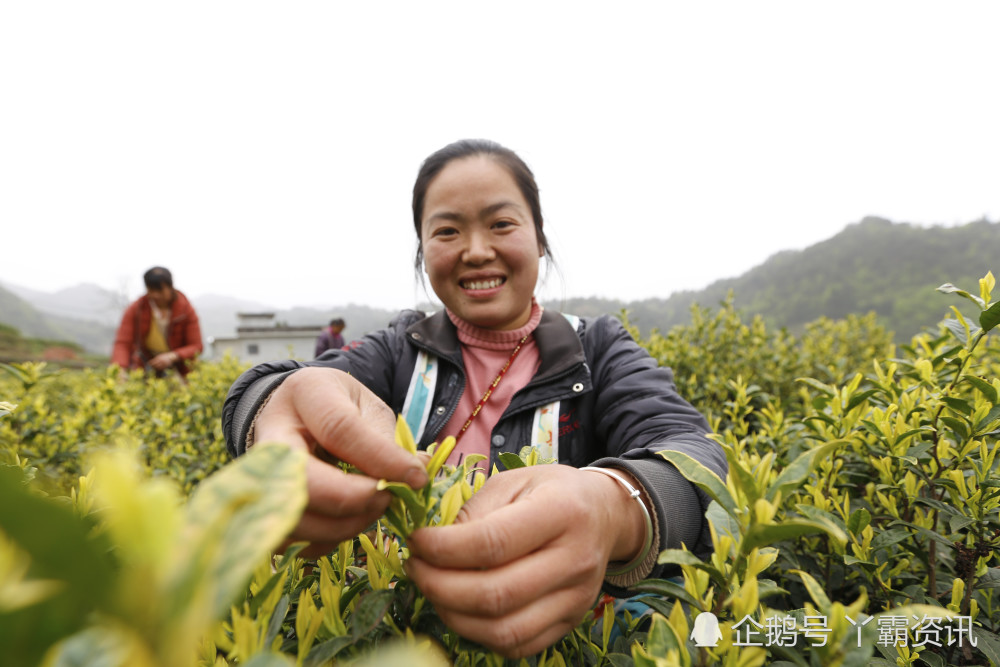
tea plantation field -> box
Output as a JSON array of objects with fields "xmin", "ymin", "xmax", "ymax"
[{"xmin": 2, "ymin": 277, "xmax": 1000, "ymax": 667}]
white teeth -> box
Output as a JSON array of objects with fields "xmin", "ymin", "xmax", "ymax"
[{"xmin": 463, "ymin": 278, "xmax": 503, "ymax": 290}]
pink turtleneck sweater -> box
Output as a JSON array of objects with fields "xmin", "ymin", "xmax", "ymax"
[{"xmin": 442, "ymin": 301, "xmax": 543, "ymax": 473}]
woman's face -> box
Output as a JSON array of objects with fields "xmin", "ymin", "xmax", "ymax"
[{"xmin": 420, "ymin": 155, "xmax": 542, "ymax": 331}]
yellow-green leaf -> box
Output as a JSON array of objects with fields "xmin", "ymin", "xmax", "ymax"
[
  {"xmin": 425, "ymin": 436, "xmax": 456, "ymax": 480},
  {"xmin": 395, "ymin": 415, "xmax": 418, "ymax": 455},
  {"xmin": 436, "ymin": 483, "xmax": 465, "ymax": 526}
]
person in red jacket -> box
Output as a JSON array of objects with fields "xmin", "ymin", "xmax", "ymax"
[{"xmin": 111, "ymin": 266, "xmax": 203, "ymax": 379}]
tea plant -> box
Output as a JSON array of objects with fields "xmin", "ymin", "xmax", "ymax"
[
  {"xmin": 1, "ymin": 273, "xmax": 998, "ymax": 665},
  {"xmin": 0, "ymin": 437, "xmax": 307, "ymax": 667}
]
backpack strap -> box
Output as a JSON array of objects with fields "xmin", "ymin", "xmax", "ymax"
[
  {"xmin": 401, "ymin": 349, "xmax": 438, "ymax": 444},
  {"xmin": 561, "ymin": 312, "xmax": 581, "ymax": 330}
]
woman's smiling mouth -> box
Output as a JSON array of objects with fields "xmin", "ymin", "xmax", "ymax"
[{"xmin": 461, "ymin": 277, "xmax": 506, "ymax": 291}]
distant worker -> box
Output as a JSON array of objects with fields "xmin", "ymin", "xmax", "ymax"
[
  {"xmin": 315, "ymin": 318, "xmax": 346, "ymax": 357},
  {"xmin": 112, "ymin": 266, "xmax": 203, "ymax": 379}
]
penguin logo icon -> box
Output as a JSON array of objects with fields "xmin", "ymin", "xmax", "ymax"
[{"xmin": 690, "ymin": 611, "xmax": 723, "ymax": 647}]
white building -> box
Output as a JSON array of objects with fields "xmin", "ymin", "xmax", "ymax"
[{"xmin": 206, "ymin": 312, "xmax": 323, "ymax": 363}]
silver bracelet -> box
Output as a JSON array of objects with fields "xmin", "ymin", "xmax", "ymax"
[{"xmin": 579, "ymin": 466, "xmax": 655, "ymax": 576}]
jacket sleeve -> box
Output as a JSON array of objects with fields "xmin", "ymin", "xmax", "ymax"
[
  {"xmin": 111, "ymin": 302, "xmax": 138, "ymax": 369},
  {"xmin": 222, "ymin": 312, "xmax": 416, "ymax": 458},
  {"xmin": 583, "ymin": 316, "xmax": 727, "ymax": 587}
]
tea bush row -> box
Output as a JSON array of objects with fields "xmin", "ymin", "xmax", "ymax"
[{"xmin": 1, "ymin": 276, "xmax": 999, "ymax": 666}]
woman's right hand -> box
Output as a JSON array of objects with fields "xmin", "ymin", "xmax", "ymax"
[{"xmin": 252, "ymin": 367, "xmax": 428, "ymax": 557}]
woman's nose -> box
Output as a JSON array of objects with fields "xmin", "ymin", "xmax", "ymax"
[{"xmin": 462, "ymin": 231, "xmax": 496, "ymax": 264}]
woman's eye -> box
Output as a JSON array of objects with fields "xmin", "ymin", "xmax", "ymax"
[
  {"xmin": 432, "ymin": 227, "xmax": 457, "ymax": 238},
  {"xmin": 492, "ymin": 220, "xmax": 514, "ymax": 230}
]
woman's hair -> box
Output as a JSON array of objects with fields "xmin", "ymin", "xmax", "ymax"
[{"xmin": 411, "ymin": 139, "xmax": 554, "ymax": 273}]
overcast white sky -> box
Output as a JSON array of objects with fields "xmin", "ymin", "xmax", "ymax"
[{"xmin": 3, "ymin": 2, "xmax": 998, "ymax": 312}]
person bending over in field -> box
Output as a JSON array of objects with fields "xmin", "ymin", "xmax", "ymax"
[
  {"xmin": 112, "ymin": 266, "xmax": 203, "ymax": 381},
  {"xmin": 222, "ymin": 139, "xmax": 725, "ymax": 659}
]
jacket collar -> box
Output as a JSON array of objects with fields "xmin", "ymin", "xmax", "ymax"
[
  {"xmin": 405, "ymin": 308, "xmax": 586, "ymax": 382},
  {"xmin": 139, "ymin": 289, "xmax": 191, "ymax": 322}
]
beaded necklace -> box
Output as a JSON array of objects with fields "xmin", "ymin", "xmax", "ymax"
[{"xmin": 454, "ymin": 333, "xmax": 530, "ymax": 444}]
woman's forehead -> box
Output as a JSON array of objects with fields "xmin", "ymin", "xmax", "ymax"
[{"xmin": 424, "ymin": 156, "xmax": 523, "ymax": 207}]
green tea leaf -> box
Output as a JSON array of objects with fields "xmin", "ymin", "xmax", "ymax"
[
  {"xmin": 963, "ymin": 374, "xmax": 999, "ymax": 404},
  {"xmin": 860, "ymin": 420, "xmax": 883, "ymax": 438},
  {"xmin": 377, "ymin": 480, "xmax": 427, "ymax": 527},
  {"xmin": 632, "ymin": 578, "xmax": 701, "ymax": 609},
  {"xmin": 657, "ymin": 549, "xmax": 725, "ymax": 585},
  {"xmin": 248, "ymin": 569, "xmax": 286, "ymax": 617},
  {"xmin": 43, "ymin": 626, "xmax": 135, "ymax": 667},
  {"xmin": 0, "ymin": 466, "xmax": 117, "ymax": 666},
  {"xmin": 303, "ymin": 636, "xmax": 355, "ymax": 667},
  {"xmin": 980, "ymin": 300, "xmax": 1000, "ymax": 332},
  {"xmin": 658, "ymin": 450, "xmax": 737, "ymax": 518},
  {"xmin": 436, "ymin": 482, "xmax": 465, "ymax": 526},
  {"xmin": 707, "ymin": 500, "xmax": 741, "ymax": 541},
  {"xmin": 757, "ymin": 578, "xmax": 789, "ymax": 601},
  {"xmin": 977, "ymin": 568, "xmax": 1000, "ymax": 589},
  {"xmin": 791, "ymin": 569, "xmax": 831, "ymax": 610},
  {"xmin": 242, "ymin": 653, "xmax": 297, "ymax": 667},
  {"xmin": 845, "ymin": 389, "xmax": 879, "ymax": 412},
  {"xmin": 886, "ymin": 520, "xmax": 954, "ymax": 549},
  {"xmin": 607, "ymin": 653, "xmax": 633, "ymax": 667},
  {"xmin": 173, "ymin": 442, "xmax": 308, "ymax": 622},
  {"xmin": 395, "ymin": 415, "xmax": 418, "ymax": 455},
  {"xmin": 847, "ymin": 508, "xmax": 871, "ymax": 536},
  {"xmin": 725, "ymin": 447, "xmax": 761, "ymax": 504},
  {"xmin": 498, "ymin": 452, "xmax": 526, "ymax": 470},
  {"xmin": 743, "ymin": 519, "xmax": 846, "ymax": 554},
  {"xmin": 975, "ymin": 404, "xmax": 1000, "ymax": 433},
  {"xmin": 350, "ymin": 589, "xmax": 395, "ymax": 641},
  {"xmin": 795, "ymin": 504, "xmax": 844, "ymax": 531},
  {"xmin": 796, "ymin": 377, "xmax": 837, "ymax": 396},
  {"xmin": 869, "ymin": 527, "xmax": 912, "ymax": 551},
  {"xmin": 340, "ymin": 577, "xmax": 370, "ymax": 615},
  {"xmin": 937, "ymin": 283, "xmax": 986, "ymax": 308},
  {"xmin": 424, "ymin": 435, "xmax": 456, "ymax": 480},
  {"xmin": 939, "ymin": 416, "xmax": 970, "ymax": 439},
  {"xmin": 766, "ymin": 441, "xmax": 846, "ymax": 504},
  {"xmin": 264, "ymin": 594, "xmax": 290, "ymax": 650},
  {"xmin": 644, "ymin": 613, "xmax": 684, "ymax": 659},
  {"xmin": 942, "ymin": 317, "xmax": 972, "ymax": 344},
  {"xmin": 941, "ymin": 396, "xmax": 974, "ymax": 416}
]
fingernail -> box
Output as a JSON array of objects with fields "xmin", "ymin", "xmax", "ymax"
[{"xmin": 406, "ymin": 467, "xmax": 428, "ymax": 489}]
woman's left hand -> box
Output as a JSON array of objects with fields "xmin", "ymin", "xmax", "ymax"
[{"xmin": 404, "ymin": 464, "xmax": 647, "ymax": 658}]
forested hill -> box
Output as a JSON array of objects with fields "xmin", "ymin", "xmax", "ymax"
[{"xmin": 550, "ymin": 217, "xmax": 999, "ymax": 341}]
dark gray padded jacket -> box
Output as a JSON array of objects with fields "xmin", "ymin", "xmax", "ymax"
[{"xmin": 222, "ymin": 309, "xmax": 727, "ymax": 592}]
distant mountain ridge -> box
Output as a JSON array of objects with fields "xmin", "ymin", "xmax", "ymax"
[
  {"xmin": 620, "ymin": 216, "xmax": 998, "ymax": 340},
  {"xmin": 2, "ymin": 216, "xmax": 997, "ymax": 355}
]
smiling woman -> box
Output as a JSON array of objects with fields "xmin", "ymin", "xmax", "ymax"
[
  {"xmin": 221, "ymin": 138, "xmax": 726, "ymax": 659},
  {"xmin": 419, "ymin": 152, "xmax": 544, "ymax": 331}
]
